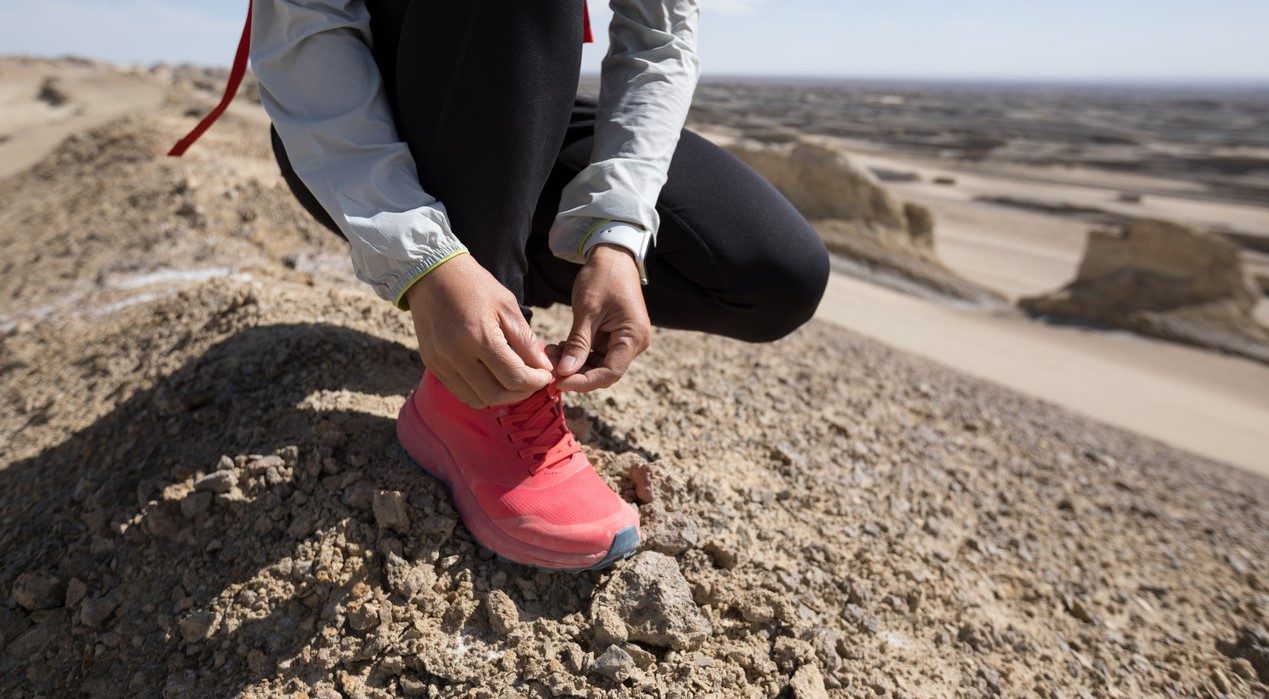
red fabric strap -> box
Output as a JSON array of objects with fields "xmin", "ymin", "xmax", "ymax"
[
  {"xmin": 583, "ymin": 2, "xmax": 593, "ymax": 43},
  {"xmin": 168, "ymin": 0, "xmax": 254, "ymax": 157}
]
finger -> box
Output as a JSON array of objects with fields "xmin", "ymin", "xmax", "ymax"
[
  {"xmin": 557, "ymin": 314, "xmax": 596, "ymax": 377},
  {"xmin": 555, "ymin": 366, "xmax": 621, "ymax": 393},
  {"xmin": 555, "ymin": 333, "xmax": 644, "ymax": 393},
  {"xmin": 601, "ymin": 334, "xmax": 641, "ymax": 379},
  {"xmin": 544, "ymin": 343, "xmax": 564, "ymax": 366},
  {"xmin": 481, "ymin": 341, "xmax": 553, "ymax": 395},
  {"xmin": 500, "ymin": 310, "xmax": 553, "ymax": 372},
  {"xmin": 463, "ymin": 359, "xmax": 539, "ymax": 407}
]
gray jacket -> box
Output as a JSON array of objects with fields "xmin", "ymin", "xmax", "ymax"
[{"xmin": 251, "ymin": 0, "xmax": 701, "ymax": 307}]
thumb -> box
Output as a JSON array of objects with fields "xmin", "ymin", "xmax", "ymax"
[
  {"xmin": 557, "ymin": 314, "xmax": 594, "ymax": 376},
  {"xmin": 500, "ymin": 310, "xmax": 553, "ymax": 373}
]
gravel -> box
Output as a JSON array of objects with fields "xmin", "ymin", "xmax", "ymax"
[{"xmin": 0, "ymin": 72, "xmax": 1267, "ymax": 697}]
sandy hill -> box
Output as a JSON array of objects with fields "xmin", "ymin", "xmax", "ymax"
[{"xmin": 1, "ymin": 60, "xmax": 1268, "ymax": 698}]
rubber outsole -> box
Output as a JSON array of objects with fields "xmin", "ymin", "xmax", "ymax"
[{"xmin": 404, "ymin": 452, "xmax": 641, "ymax": 573}]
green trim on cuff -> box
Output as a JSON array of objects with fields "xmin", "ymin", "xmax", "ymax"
[
  {"xmin": 576, "ymin": 218, "xmax": 615, "ymax": 258},
  {"xmin": 393, "ymin": 249, "xmax": 469, "ymax": 311}
]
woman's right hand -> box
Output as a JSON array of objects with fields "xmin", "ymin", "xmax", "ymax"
[{"xmin": 405, "ymin": 254, "xmax": 554, "ymax": 408}]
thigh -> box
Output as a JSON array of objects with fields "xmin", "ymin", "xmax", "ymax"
[{"xmin": 528, "ymin": 121, "xmax": 830, "ymax": 342}]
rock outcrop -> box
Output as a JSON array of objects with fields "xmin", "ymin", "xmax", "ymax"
[
  {"xmin": 723, "ymin": 137, "xmax": 1003, "ymax": 304},
  {"xmin": 1021, "ymin": 218, "xmax": 1269, "ymax": 363}
]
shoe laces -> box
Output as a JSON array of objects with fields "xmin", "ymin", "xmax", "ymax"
[{"xmin": 497, "ymin": 385, "xmax": 580, "ymax": 475}]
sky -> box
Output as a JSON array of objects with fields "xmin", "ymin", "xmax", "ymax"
[{"xmin": 2, "ymin": 0, "xmax": 1267, "ymax": 82}]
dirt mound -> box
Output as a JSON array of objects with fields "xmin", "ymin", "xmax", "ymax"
[
  {"xmin": 725, "ymin": 138, "xmax": 1004, "ymax": 304},
  {"xmin": 1, "ymin": 63, "xmax": 1267, "ymax": 698},
  {"xmin": 3, "ymin": 274, "xmax": 1267, "ymax": 697},
  {"xmin": 0, "ymin": 111, "xmax": 349, "ymax": 331},
  {"xmin": 1021, "ymin": 218, "xmax": 1269, "ymax": 364}
]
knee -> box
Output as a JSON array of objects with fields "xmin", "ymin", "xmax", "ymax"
[{"xmin": 731, "ymin": 226, "xmax": 830, "ymax": 343}]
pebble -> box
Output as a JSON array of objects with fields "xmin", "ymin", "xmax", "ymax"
[
  {"xmin": 373, "ymin": 490, "xmax": 410, "ymax": 533},
  {"xmin": 485, "ymin": 590, "xmax": 519, "ymax": 637},
  {"xmin": 591, "ymin": 552, "xmax": 712, "ymax": 650},
  {"xmin": 628, "ymin": 461, "xmax": 656, "ymax": 504},
  {"xmin": 346, "ymin": 602, "xmax": 380, "ymax": 633},
  {"xmin": 180, "ymin": 491, "xmax": 213, "ymax": 519},
  {"xmin": 1067, "ymin": 597, "xmax": 1096, "ymax": 625},
  {"xmin": 194, "ymin": 471, "xmax": 237, "ymax": 494},
  {"xmin": 12, "ymin": 572, "xmax": 66, "ymax": 611},
  {"xmin": 622, "ymin": 643, "xmax": 656, "ymax": 669},
  {"xmin": 79, "ymin": 592, "xmax": 119, "ymax": 628},
  {"xmin": 591, "ymin": 644, "xmax": 636, "ymax": 682},
  {"xmin": 247, "ymin": 455, "xmax": 286, "ymax": 474},
  {"xmin": 789, "ymin": 663, "xmax": 830, "ymax": 699},
  {"xmin": 178, "ymin": 611, "xmax": 218, "ymax": 643},
  {"xmin": 642, "ymin": 505, "xmax": 700, "ymax": 555},
  {"xmin": 1230, "ymin": 657, "xmax": 1256, "ymax": 680},
  {"xmin": 591, "ymin": 606, "xmax": 628, "ymax": 650},
  {"xmin": 702, "ymin": 540, "xmax": 739, "ymax": 570},
  {"xmin": 1211, "ymin": 668, "xmax": 1232, "ymax": 693},
  {"xmin": 64, "ymin": 578, "xmax": 88, "ymax": 609}
]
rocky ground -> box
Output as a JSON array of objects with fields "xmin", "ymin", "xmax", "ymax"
[{"xmin": 2, "ymin": 62, "xmax": 1269, "ymax": 698}]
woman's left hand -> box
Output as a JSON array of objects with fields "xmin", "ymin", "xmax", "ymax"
[{"xmin": 550, "ymin": 244, "xmax": 652, "ymax": 392}]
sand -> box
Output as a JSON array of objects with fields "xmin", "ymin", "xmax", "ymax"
[{"xmin": 816, "ymin": 273, "xmax": 1269, "ymax": 475}]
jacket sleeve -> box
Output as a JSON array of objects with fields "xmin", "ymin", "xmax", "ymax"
[
  {"xmin": 548, "ymin": 0, "xmax": 702, "ymax": 263},
  {"xmin": 250, "ymin": 0, "xmax": 468, "ymax": 309}
]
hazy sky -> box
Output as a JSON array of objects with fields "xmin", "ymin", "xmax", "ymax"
[{"xmin": 3, "ymin": 0, "xmax": 1267, "ymax": 81}]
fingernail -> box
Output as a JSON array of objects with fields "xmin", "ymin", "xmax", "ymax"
[
  {"xmin": 538, "ymin": 349, "xmax": 552, "ymax": 368},
  {"xmin": 558, "ymin": 355, "xmax": 580, "ymax": 374}
]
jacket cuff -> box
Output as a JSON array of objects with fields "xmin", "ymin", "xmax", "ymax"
[{"xmin": 389, "ymin": 246, "xmax": 469, "ymax": 311}]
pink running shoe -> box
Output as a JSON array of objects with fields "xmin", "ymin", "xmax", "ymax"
[{"xmin": 397, "ymin": 370, "xmax": 640, "ymax": 571}]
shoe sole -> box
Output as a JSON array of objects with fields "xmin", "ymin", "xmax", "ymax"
[{"xmin": 397, "ymin": 393, "xmax": 641, "ymax": 572}]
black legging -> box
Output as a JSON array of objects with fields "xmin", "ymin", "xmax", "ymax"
[{"xmin": 271, "ymin": 0, "xmax": 829, "ymax": 343}]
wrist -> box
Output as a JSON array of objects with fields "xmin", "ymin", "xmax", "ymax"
[
  {"xmin": 583, "ymin": 224, "xmax": 650, "ymax": 285},
  {"xmin": 404, "ymin": 251, "xmax": 475, "ymax": 312}
]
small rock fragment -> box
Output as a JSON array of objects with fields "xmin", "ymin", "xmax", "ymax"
[
  {"xmin": 347, "ymin": 601, "xmax": 380, "ymax": 633},
  {"xmin": 1067, "ymin": 596, "xmax": 1095, "ymax": 624},
  {"xmin": 194, "ymin": 471, "xmax": 237, "ymax": 494},
  {"xmin": 79, "ymin": 592, "xmax": 120, "ymax": 628},
  {"xmin": 373, "ymin": 490, "xmax": 410, "ymax": 533},
  {"xmin": 246, "ymin": 649, "xmax": 272, "ymax": 674},
  {"xmin": 485, "ymin": 590, "xmax": 519, "ymax": 637},
  {"xmin": 180, "ymin": 491, "xmax": 213, "ymax": 518},
  {"xmin": 247, "ymin": 455, "xmax": 285, "ymax": 473},
  {"xmin": 1230, "ymin": 657, "xmax": 1256, "ymax": 680},
  {"xmin": 789, "ymin": 664, "xmax": 830, "ymax": 699},
  {"xmin": 12, "ymin": 572, "xmax": 65, "ymax": 611},
  {"xmin": 622, "ymin": 643, "xmax": 656, "ymax": 669},
  {"xmin": 178, "ymin": 611, "xmax": 218, "ymax": 643},
  {"xmin": 591, "ymin": 644, "xmax": 636, "ymax": 682},
  {"xmin": 629, "ymin": 461, "xmax": 655, "ymax": 504},
  {"xmin": 591, "ymin": 551, "xmax": 712, "ymax": 650},
  {"xmin": 64, "ymin": 578, "xmax": 88, "ymax": 609},
  {"xmin": 702, "ymin": 540, "xmax": 739, "ymax": 570},
  {"xmin": 384, "ymin": 554, "xmax": 436, "ymax": 600},
  {"xmin": 591, "ymin": 606, "xmax": 628, "ymax": 650},
  {"xmin": 642, "ymin": 507, "xmax": 699, "ymax": 555}
]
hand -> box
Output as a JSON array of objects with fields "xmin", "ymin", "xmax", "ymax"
[
  {"xmin": 406, "ymin": 254, "xmax": 554, "ymax": 408},
  {"xmin": 550, "ymin": 244, "xmax": 652, "ymax": 392}
]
